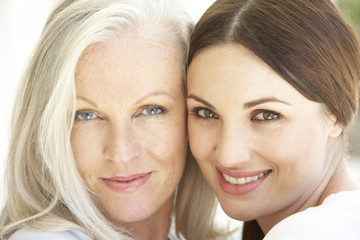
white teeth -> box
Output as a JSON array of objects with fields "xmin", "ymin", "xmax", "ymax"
[
  {"xmin": 251, "ymin": 175, "xmax": 259, "ymax": 181},
  {"xmin": 237, "ymin": 178, "xmax": 245, "ymax": 184},
  {"xmin": 229, "ymin": 177, "xmax": 237, "ymax": 184},
  {"xmin": 224, "ymin": 174, "xmax": 230, "ymax": 182},
  {"xmin": 222, "ymin": 171, "xmax": 269, "ymax": 185}
]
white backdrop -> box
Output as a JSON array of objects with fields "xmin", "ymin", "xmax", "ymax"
[
  {"xmin": 0, "ymin": 0, "xmax": 216, "ymax": 209},
  {"xmin": 0, "ymin": 0, "xmax": 62, "ymax": 209}
]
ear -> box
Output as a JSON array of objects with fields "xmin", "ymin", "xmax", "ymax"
[{"xmin": 328, "ymin": 120, "xmax": 343, "ymax": 138}]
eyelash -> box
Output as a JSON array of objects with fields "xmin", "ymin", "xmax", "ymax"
[
  {"xmin": 190, "ymin": 107, "xmax": 281, "ymax": 123},
  {"xmin": 138, "ymin": 104, "xmax": 167, "ymax": 118},
  {"xmin": 251, "ymin": 110, "xmax": 281, "ymax": 122},
  {"xmin": 75, "ymin": 105, "xmax": 167, "ymax": 122},
  {"xmin": 191, "ymin": 107, "xmax": 218, "ymax": 121},
  {"xmin": 74, "ymin": 109, "xmax": 101, "ymax": 122}
]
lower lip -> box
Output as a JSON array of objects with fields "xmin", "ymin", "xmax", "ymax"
[
  {"xmin": 217, "ymin": 170, "xmax": 270, "ymax": 195},
  {"xmin": 102, "ymin": 172, "xmax": 152, "ymax": 193}
]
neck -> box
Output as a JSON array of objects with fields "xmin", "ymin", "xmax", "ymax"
[
  {"xmin": 258, "ymin": 138, "xmax": 358, "ymax": 234},
  {"xmin": 122, "ymin": 194, "xmax": 175, "ymax": 240},
  {"xmin": 318, "ymin": 158, "xmax": 359, "ymax": 201}
]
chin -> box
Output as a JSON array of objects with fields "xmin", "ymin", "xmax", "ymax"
[
  {"xmin": 224, "ymin": 209, "xmax": 255, "ymax": 221},
  {"xmin": 218, "ymin": 198, "xmax": 259, "ymax": 222},
  {"xmin": 107, "ymin": 205, "xmax": 155, "ymax": 224}
]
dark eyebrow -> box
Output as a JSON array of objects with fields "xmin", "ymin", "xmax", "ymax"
[
  {"xmin": 187, "ymin": 94, "xmax": 216, "ymax": 110},
  {"xmin": 243, "ymin": 97, "xmax": 290, "ymax": 109},
  {"xmin": 77, "ymin": 96, "xmax": 99, "ymax": 108}
]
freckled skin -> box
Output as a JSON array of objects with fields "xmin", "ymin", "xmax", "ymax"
[{"xmin": 71, "ymin": 35, "xmax": 186, "ymax": 234}]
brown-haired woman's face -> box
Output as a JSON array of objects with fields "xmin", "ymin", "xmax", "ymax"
[
  {"xmin": 71, "ymin": 36, "xmax": 186, "ymax": 225},
  {"xmin": 187, "ymin": 44, "xmax": 342, "ymax": 226}
]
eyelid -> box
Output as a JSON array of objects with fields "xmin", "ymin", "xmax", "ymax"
[
  {"xmin": 251, "ymin": 109, "xmax": 280, "ymax": 121},
  {"xmin": 138, "ymin": 104, "xmax": 167, "ymax": 117},
  {"xmin": 191, "ymin": 107, "xmax": 219, "ymax": 120},
  {"xmin": 75, "ymin": 109, "xmax": 101, "ymax": 122}
]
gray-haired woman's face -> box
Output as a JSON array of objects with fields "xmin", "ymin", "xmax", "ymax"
[{"xmin": 71, "ymin": 35, "xmax": 186, "ymax": 225}]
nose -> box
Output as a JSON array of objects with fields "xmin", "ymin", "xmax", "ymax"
[
  {"xmin": 103, "ymin": 122, "xmax": 140, "ymax": 163},
  {"xmin": 215, "ymin": 122, "xmax": 253, "ymax": 167}
]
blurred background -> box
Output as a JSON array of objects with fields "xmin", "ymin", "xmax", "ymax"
[
  {"xmin": 335, "ymin": 0, "xmax": 360, "ymax": 182},
  {"xmin": 0, "ymin": 0, "xmax": 359, "ymax": 229}
]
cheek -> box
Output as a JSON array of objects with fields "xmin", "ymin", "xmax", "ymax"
[
  {"xmin": 188, "ymin": 122, "xmax": 216, "ymax": 165},
  {"xmin": 70, "ymin": 128, "xmax": 105, "ymax": 174},
  {"xmin": 150, "ymin": 120, "xmax": 187, "ymax": 187},
  {"xmin": 259, "ymin": 123, "xmax": 328, "ymax": 177},
  {"xmin": 142, "ymin": 117, "xmax": 187, "ymax": 165}
]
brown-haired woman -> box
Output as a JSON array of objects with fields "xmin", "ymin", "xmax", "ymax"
[{"xmin": 186, "ymin": 0, "xmax": 360, "ymax": 239}]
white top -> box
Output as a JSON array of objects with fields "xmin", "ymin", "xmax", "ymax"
[
  {"xmin": 9, "ymin": 204, "xmax": 243, "ymax": 240},
  {"xmin": 9, "ymin": 228, "xmax": 188, "ymax": 240},
  {"xmin": 9, "ymin": 218, "xmax": 242, "ymax": 240},
  {"xmin": 8, "ymin": 228, "xmax": 91, "ymax": 240},
  {"xmin": 265, "ymin": 190, "xmax": 360, "ymax": 240}
]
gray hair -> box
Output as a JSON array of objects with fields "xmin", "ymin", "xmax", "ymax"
[{"xmin": 0, "ymin": 0, "xmax": 193, "ymax": 239}]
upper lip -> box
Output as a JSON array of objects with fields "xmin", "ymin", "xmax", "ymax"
[
  {"xmin": 216, "ymin": 166, "xmax": 271, "ymax": 178},
  {"xmin": 102, "ymin": 172, "xmax": 152, "ymax": 182}
]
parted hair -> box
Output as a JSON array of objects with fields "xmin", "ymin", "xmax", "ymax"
[
  {"xmin": 189, "ymin": 0, "xmax": 360, "ymax": 130},
  {"xmin": 0, "ymin": 0, "xmax": 221, "ymax": 239},
  {"xmin": 188, "ymin": 0, "xmax": 360, "ymax": 239}
]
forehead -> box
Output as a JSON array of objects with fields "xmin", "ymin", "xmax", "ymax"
[
  {"xmin": 187, "ymin": 44, "xmax": 312, "ymax": 107},
  {"xmin": 78, "ymin": 33, "xmax": 181, "ymax": 69},
  {"xmin": 76, "ymin": 34, "xmax": 183, "ymax": 80},
  {"xmin": 74, "ymin": 35, "xmax": 184, "ymax": 102},
  {"xmin": 188, "ymin": 44, "xmax": 276, "ymax": 90}
]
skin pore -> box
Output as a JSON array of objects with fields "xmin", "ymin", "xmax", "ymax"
[
  {"xmin": 71, "ymin": 34, "xmax": 186, "ymax": 239},
  {"xmin": 187, "ymin": 44, "xmax": 357, "ymax": 234}
]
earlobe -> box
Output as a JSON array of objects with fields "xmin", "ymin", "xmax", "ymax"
[{"xmin": 329, "ymin": 121, "xmax": 343, "ymax": 138}]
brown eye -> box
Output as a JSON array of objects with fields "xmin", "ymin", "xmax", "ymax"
[
  {"xmin": 253, "ymin": 111, "xmax": 279, "ymax": 121},
  {"xmin": 198, "ymin": 109, "xmax": 217, "ymax": 118}
]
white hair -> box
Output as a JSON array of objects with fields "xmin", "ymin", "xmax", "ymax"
[{"xmin": 0, "ymin": 0, "xmax": 194, "ymax": 239}]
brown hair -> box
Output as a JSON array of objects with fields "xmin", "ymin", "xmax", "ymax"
[
  {"xmin": 188, "ymin": 0, "xmax": 360, "ymax": 129},
  {"xmin": 188, "ymin": 0, "xmax": 360, "ymax": 239}
]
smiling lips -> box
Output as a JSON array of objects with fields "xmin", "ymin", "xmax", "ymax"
[
  {"xmin": 217, "ymin": 168, "xmax": 271, "ymax": 195},
  {"xmin": 222, "ymin": 170, "xmax": 270, "ymax": 185},
  {"xmin": 102, "ymin": 172, "xmax": 152, "ymax": 193}
]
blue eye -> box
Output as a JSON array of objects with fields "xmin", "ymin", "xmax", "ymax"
[
  {"xmin": 252, "ymin": 111, "xmax": 279, "ymax": 121},
  {"xmin": 75, "ymin": 110, "xmax": 98, "ymax": 121},
  {"xmin": 141, "ymin": 106, "xmax": 164, "ymax": 116}
]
